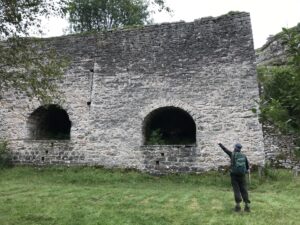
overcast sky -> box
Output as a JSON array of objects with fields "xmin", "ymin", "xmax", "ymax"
[{"xmin": 42, "ymin": 0, "xmax": 300, "ymax": 49}]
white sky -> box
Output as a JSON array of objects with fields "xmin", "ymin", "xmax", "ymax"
[{"xmin": 41, "ymin": 0, "xmax": 300, "ymax": 49}]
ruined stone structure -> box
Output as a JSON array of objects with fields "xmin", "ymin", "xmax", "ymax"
[
  {"xmin": 256, "ymin": 34, "xmax": 287, "ymax": 66},
  {"xmin": 0, "ymin": 12, "xmax": 265, "ymax": 173},
  {"xmin": 256, "ymin": 29, "xmax": 300, "ymax": 169}
]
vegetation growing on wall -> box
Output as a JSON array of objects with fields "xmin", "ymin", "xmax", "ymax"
[
  {"xmin": 146, "ymin": 129, "xmax": 166, "ymax": 145},
  {"xmin": 258, "ymin": 25, "xmax": 300, "ymax": 156},
  {"xmin": 0, "ymin": 140, "xmax": 11, "ymax": 168}
]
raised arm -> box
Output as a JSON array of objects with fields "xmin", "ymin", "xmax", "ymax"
[{"xmin": 218, "ymin": 143, "xmax": 232, "ymax": 158}]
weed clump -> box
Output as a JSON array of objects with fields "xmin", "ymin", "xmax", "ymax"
[{"xmin": 0, "ymin": 140, "xmax": 12, "ymax": 168}]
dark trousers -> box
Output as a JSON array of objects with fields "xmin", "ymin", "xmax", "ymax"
[{"xmin": 230, "ymin": 174, "xmax": 250, "ymax": 204}]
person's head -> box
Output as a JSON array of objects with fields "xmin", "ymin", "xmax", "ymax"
[{"xmin": 234, "ymin": 143, "xmax": 242, "ymax": 152}]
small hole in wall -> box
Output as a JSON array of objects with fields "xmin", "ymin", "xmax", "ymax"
[
  {"xmin": 51, "ymin": 142, "xmax": 54, "ymax": 147},
  {"xmin": 41, "ymin": 157, "xmax": 45, "ymax": 161},
  {"xmin": 87, "ymin": 101, "xmax": 91, "ymax": 106},
  {"xmin": 45, "ymin": 150, "xmax": 48, "ymax": 154},
  {"xmin": 90, "ymin": 69, "xmax": 94, "ymax": 72},
  {"xmin": 161, "ymin": 153, "xmax": 164, "ymax": 157},
  {"xmin": 156, "ymin": 161, "xmax": 159, "ymax": 166}
]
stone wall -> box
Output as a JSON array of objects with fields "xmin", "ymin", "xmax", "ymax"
[
  {"xmin": 142, "ymin": 145, "xmax": 198, "ymax": 174},
  {"xmin": 0, "ymin": 11, "xmax": 265, "ymax": 173},
  {"xmin": 262, "ymin": 125, "xmax": 300, "ymax": 168},
  {"xmin": 256, "ymin": 34, "xmax": 287, "ymax": 66}
]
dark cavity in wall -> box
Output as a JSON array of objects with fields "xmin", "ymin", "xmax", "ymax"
[
  {"xmin": 27, "ymin": 104, "xmax": 71, "ymax": 140},
  {"xmin": 143, "ymin": 106, "xmax": 196, "ymax": 145}
]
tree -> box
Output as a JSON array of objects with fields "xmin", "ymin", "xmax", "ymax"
[
  {"xmin": 67, "ymin": 0, "xmax": 171, "ymax": 33},
  {"xmin": 0, "ymin": 0, "xmax": 68, "ymax": 103}
]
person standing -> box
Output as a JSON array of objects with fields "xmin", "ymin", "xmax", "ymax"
[{"xmin": 218, "ymin": 143, "xmax": 251, "ymax": 212}]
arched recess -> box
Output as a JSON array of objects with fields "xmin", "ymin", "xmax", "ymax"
[
  {"xmin": 27, "ymin": 104, "xmax": 71, "ymax": 140},
  {"xmin": 143, "ymin": 106, "xmax": 196, "ymax": 145}
]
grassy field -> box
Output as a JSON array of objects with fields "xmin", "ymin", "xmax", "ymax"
[{"xmin": 0, "ymin": 166, "xmax": 299, "ymax": 225}]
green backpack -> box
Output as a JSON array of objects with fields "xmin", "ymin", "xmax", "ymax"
[{"xmin": 231, "ymin": 152, "xmax": 247, "ymax": 175}]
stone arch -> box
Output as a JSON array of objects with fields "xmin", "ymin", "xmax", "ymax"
[
  {"xmin": 140, "ymin": 99, "xmax": 198, "ymax": 121},
  {"xmin": 27, "ymin": 104, "xmax": 72, "ymax": 140},
  {"xmin": 143, "ymin": 106, "xmax": 196, "ymax": 145}
]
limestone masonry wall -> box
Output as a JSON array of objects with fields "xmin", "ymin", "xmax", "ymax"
[
  {"xmin": 0, "ymin": 12, "xmax": 265, "ymax": 173},
  {"xmin": 256, "ymin": 35, "xmax": 287, "ymax": 66}
]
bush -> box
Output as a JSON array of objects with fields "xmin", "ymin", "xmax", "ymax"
[
  {"xmin": 257, "ymin": 27, "xmax": 300, "ymax": 135},
  {"xmin": 146, "ymin": 129, "xmax": 166, "ymax": 145},
  {"xmin": 0, "ymin": 140, "xmax": 12, "ymax": 168},
  {"xmin": 294, "ymin": 147, "xmax": 300, "ymax": 159}
]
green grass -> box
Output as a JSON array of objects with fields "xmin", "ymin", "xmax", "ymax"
[{"xmin": 0, "ymin": 167, "xmax": 300, "ymax": 225}]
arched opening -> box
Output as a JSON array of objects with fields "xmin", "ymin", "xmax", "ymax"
[
  {"xmin": 27, "ymin": 105, "xmax": 71, "ymax": 140},
  {"xmin": 143, "ymin": 106, "xmax": 196, "ymax": 145}
]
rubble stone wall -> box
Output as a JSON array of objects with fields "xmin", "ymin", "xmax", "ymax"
[{"xmin": 0, "ymin": 12, "xmax": 265, "ymax": 173}]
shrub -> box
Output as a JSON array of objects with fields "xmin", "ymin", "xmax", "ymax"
[
  {"xmin": 146, "ymin": 129, "xmax": 166, "ymax": 145},
  {"xmin": 0, "ymin": 140, "xmax": 12, "ymax": 168},
  {"xmin": 260, "ymin": 163, "xmax": 280, "ymax": 181},
  {"xmin": 294, "ymin": 147, "xmax": 300, "ymax": 159},
  {"xmin": 257, "ymin": 27, "xmax": 300, "ymax": 135}
]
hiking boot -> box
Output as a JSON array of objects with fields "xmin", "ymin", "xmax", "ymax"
[
  {"xmin": 244, "ymin": 204, "xmax": 251, "ymax": 212},
  {"xmin": 234, "ymin": 204, "xmax": 241, "ymax": 212}
]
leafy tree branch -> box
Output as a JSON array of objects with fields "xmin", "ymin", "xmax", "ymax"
[{"xmin": 0, "ymin": 0, "xmax": 69, "ymax": 103}]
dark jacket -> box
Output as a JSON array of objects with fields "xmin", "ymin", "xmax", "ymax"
[{"xmin": 218, "ymin": 143, "xmax": 250, "ymax": 172}]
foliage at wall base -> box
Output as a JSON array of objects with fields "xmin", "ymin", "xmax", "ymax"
[{"xmin": 0, "ymin": 140, "xmax": 12, "ymax": 168}]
